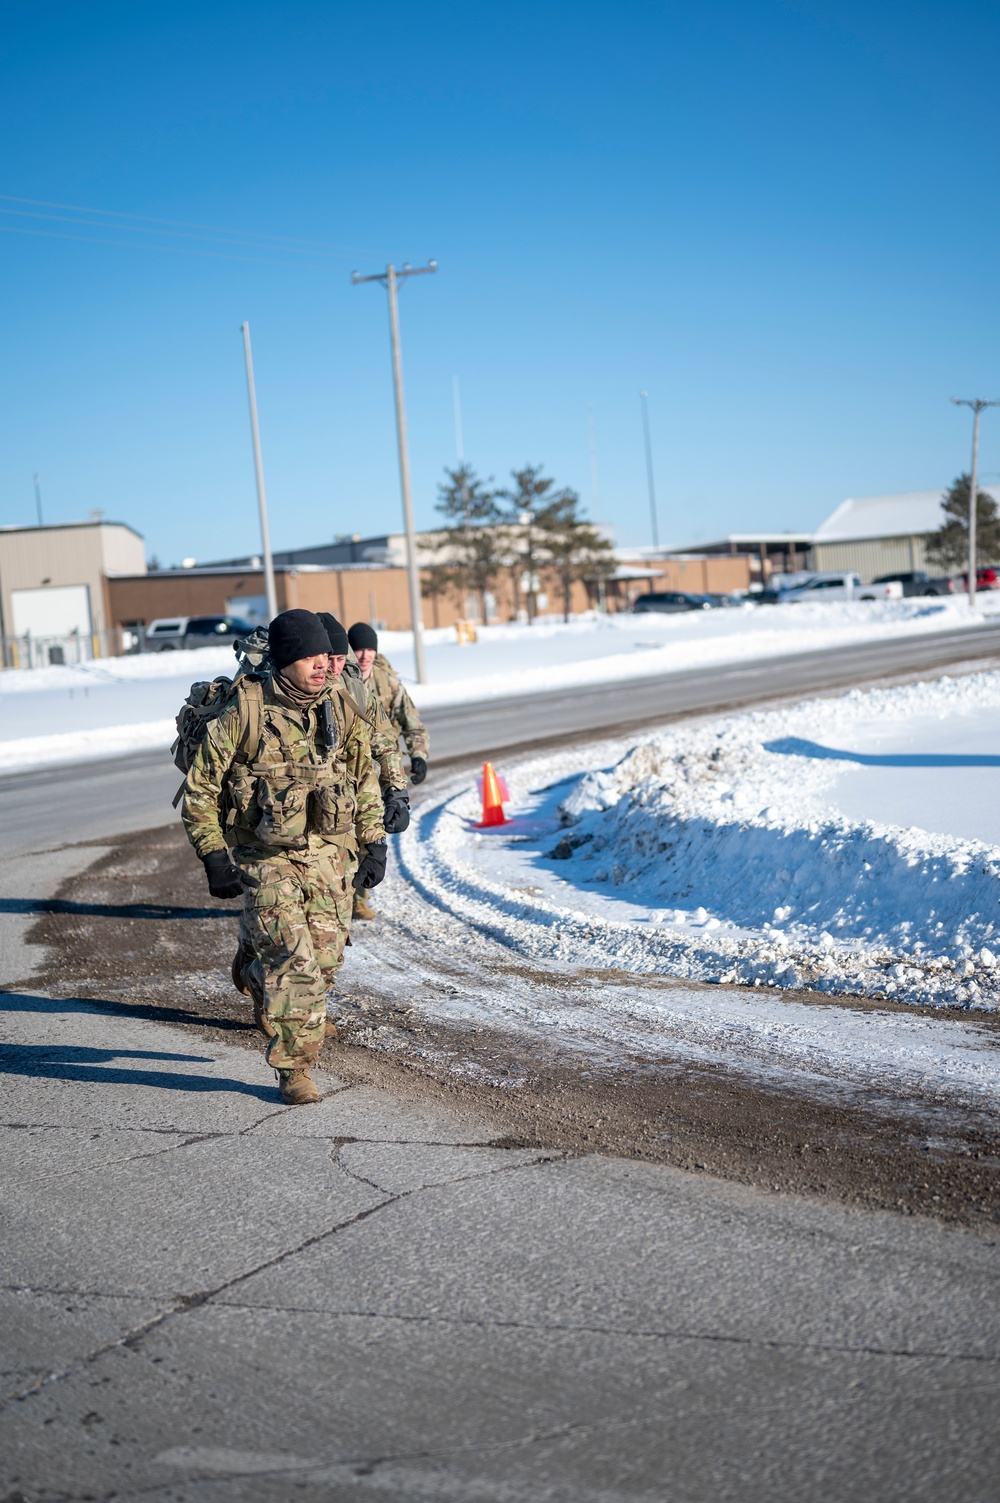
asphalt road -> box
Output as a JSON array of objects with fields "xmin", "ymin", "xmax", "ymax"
[
  {"xmin": 2, "ymin": 974, "xmax": 997, "ymax": 1501},
  {"xmin": 427, "ymin": 615, "xmax": 1000, "ymax": 760},
  {"xmin": 3, "ymin": 617, "xmax": 1000, "ymax": 860},
  {"xmin": 3, "ymin": 625, "xmax": 1000, "ymax": 1498}
]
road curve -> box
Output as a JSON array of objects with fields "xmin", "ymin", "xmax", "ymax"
[
  {"xmin": 2, "ymin": 617, "xmax": 1000, "ymax": 860},
  {"xmin": 427, "ymin": 616, "xmax": 1000, "ymax": 761}
]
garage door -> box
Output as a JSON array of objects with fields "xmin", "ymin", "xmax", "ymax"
[{"xmin": 11, "ymin": 583, "xmax": 93, "ymax": 637}]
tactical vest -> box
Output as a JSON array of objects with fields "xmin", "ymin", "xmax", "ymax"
[{"xmin": 224, "ymin": 685, "xmax": 360, "ymax": 853}]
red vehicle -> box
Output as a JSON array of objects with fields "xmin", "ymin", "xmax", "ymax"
[{"xmin": 957, "ymin": 567, "xmax": 1000, "ymax": 591}]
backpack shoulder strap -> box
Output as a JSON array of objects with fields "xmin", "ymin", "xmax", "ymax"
[
  {"xmin": 331, "ymin": 679, "xmax": 364, "ymax": 735},
  {"xmin": 232, "ymin": 675, "xmax": 265, "ymax": 763},
  {"xmin": 337, "ymin": 677, "xmax": 366, "ymax": 722}
]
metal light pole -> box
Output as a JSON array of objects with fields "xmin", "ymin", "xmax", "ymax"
[
  {"xmin": 640, "ymin": 390, "xmax": 659, "ymax": 549},
  {"xmin": 952, "ymin": 397, "xmax": 1000, "ymax": 610},
  {"xmin": 352, "ymin": 260, "xmax": 437, "ymax": 684},
  {"xmin": 240, "ymin": 322, "xmax": 279, "ymax": 623},
  {"xmin": 33, "ymin": 473, "xmax": 43, "ymax": 527},
  {"xmin": 587, "ymin": 404, "xmax": 601, "ymax": 522},
  {"xmin": 452, "ymin": 375, "xmax": 464, "ymax": 464}
]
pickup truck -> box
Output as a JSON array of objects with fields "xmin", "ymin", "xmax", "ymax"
[
  {"xmin": 778, "ymin": 571, "xmax": 904, "ymax": 604},
  {"xmin": 871, "ymin": 570, "xmax": 955, "ymax": 598},
  {"xmin": 144, "ymin": 614, "xmax": 255, "ymax": 651}
]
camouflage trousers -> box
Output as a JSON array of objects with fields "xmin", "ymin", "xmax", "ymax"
[{"xmin": 236, "ymin": 842, "xmax": 356, "ymax": 1072}]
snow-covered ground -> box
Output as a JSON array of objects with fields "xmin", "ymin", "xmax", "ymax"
[
  {"xmin": 0, "ymin": 596, "xmax": 998, "ymax": 774},
  {"xmin": 397, "ymin": 671, "xmax": 1000, "ymax": 1015}
]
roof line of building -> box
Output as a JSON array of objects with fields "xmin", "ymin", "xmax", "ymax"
[
  {"xmin": 108, "ymin": 560, "xmax": 399, "ymax": 579},
  {"xmin": 0, "ymin": 519, "xmax": 145, "ymax": 539}
]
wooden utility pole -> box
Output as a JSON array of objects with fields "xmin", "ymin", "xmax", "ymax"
[{"xmin": 352, "ymin": 260, "xmax": 437, "ymax": 683}]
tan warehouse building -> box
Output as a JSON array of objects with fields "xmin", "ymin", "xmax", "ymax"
[
  {"xmin": 809, "ymin": 488, "xmax": 1000, "ymax": 578},
  {"xmin": 0, "ymin": 519, "xmax": 146, "ymax": 667}
]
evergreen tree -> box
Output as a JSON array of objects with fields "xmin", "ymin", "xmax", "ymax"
[
  {"xmin": 541, "ymin": 490, "xmax": 616, "ymax": 622},
  {"xmin": 500, "ymin": 465, "xmax": 615, "ymax": 622},
  {"xmin": 499, "ymin": 465, "xmax": 559, "ymax": 622},
  {"xmin": 433, "ymin": 465, "xmax": 504, "ymax": 622},
  {"xmin": 420, "ymin": 561, "xmax": 458, "ymax": 629},
  {"xmin": 926, "ymin": 473, "xmax": 1000, "ymax": 572}
]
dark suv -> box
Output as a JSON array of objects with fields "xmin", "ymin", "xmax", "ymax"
[{"xmin": 631, "ymin": 591, "xmax": 715, "ymax": 614}]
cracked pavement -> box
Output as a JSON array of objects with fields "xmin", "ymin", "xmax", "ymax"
[
  {"xmin": 3, "ymin": 986, "xmax": 1000, "ymax": 1500},
  {"xmin": 1, "ymin": 789, "xmax": 999, "ymax": 1499}
]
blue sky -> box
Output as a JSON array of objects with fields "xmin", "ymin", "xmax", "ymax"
[{"xmin": 2, "ymin": 0, "xmax": 999, "ymax": 564}]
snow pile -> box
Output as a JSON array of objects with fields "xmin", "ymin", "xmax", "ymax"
[{"xmin": 398, "ymin": 672, "xmax": 1000, "ymax": 1011}]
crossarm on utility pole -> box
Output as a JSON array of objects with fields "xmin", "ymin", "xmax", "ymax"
[{"xmin": 351, "ymin": 260, "xmax": 437, "ymax": 684}]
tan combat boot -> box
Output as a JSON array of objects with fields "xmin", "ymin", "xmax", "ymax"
[
  {"xmin": 277, "ymin": 1067, "xmax": 319, "ymax": 1106},
  {"xmin": 324, "ymin": 1018, "xmax": 339, "ymax": 1039},
  {"xmin": 352, "ymin": 891, "xmax": 376, "ymax": 922}
]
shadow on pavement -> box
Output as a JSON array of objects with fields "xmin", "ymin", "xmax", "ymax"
[
  {"xmin": 765, "ymin": 736, "xmax": 1000, "ymax": 768},
  {"xmin": 0, "ymin": 1040, "xmax": 276, "ymax": 1100},
  {"xmin": 0, "ymin": 990, "xmax": 253, "ymax": 1036},
  {"xmin": 0, "ymin": 896, "xmax": 236, "ymax": 920}
]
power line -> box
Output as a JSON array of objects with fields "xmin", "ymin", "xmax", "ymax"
[
  {"xmin": 0, "ymin": 192, "xmax": 365, "ymax": 253},
  {"xmin": 0, "ymin": 221, "xmax": 341, "ymax": 269}
]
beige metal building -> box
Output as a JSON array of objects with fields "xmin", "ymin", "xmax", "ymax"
[
  {"xmin": 0, "ymin": 519, "xmax": 146, "ymax": 667},
  {"xmin": 810, "ymin": 488, "xmax": 1000, "ymax": 579}
]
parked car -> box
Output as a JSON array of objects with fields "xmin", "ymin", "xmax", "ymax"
[
  {"xmin": 778, "ymin": 571, "xmax": 904, "ymax": 604},
  {"xmin": 871, "ymin": 570, "xmax": 955, "ymax": 598},
  {"xmin": 699, "ymin": 592, "xmax": 742, "ymax": 608},
  {"xmin": 631, "ymin": 590, "xmax": 716, "ymax": 614},
  {"xmin": 957, "ymin": 567, "xmax": 1000, "ymax": 592},
  {"xmin": 144, "ymin": 614, "xmax": 255, "ymax": 651}
]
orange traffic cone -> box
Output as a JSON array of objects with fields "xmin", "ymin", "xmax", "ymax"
[{"xmin": 477, "ymin": 761, "xmax": 510, "ymax": 827}]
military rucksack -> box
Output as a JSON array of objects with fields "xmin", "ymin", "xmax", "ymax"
[{"xmin": 170, "ymin": 674, "xmax": 265, "ymax": 808}]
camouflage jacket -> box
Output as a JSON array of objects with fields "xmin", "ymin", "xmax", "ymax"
[
  {"xmin": 367, "ymin": 653, "xmax": 430, "ymax": 760},
  {"xmin": 337, "ymin": 662, "xmax": 407, "ymax": 790},
  {"xmin": 181, "ymin": 673, "xmax": 385, "ymax": 861},
  {"xmin": 232, "ymin": 629, "xmax": 406, "ymax": 791}
]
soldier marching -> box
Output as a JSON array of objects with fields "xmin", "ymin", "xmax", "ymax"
[
  {"xmin": 181, "ymin": 609, "xmax": 387, "ymax": 1105},
  {"xmin": 346, "ymin": 621, "xmax": 430, "ymax": 921}
]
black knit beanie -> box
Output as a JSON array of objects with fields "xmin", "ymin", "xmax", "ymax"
[
  {"xmin": 317, "ymin": 612, "xmax": 349, "ymax": 656},
  {"xmin": 348, "ymin": 621, "xmax": 378, "ymax": 654},
  {"xmin": 268, "ymin": 609, "xmax": 332, "ymax": 671}
]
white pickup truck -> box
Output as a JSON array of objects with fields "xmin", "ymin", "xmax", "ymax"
[{"xmin": 779, "ymin": 571, "xmax": 904, "ymax": 604}]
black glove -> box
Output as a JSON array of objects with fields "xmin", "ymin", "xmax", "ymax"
[
  {"xmin": 410, "ymin": 756, "xmax": 428, "ymax": 785},
  {"xmin": 382, "ymin": 786, "xmax": 411, "ymax": 835},
  {"xmin": 202, "ymin": 849, "xmax": 244, "ymax": 900},
  {"xmin": 353, "ymin": 841, "xmax": 387, "ymax": 891}
]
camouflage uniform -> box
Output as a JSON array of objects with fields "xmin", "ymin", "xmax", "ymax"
[
  {"xmin": 367, "ymin": 653, "xmax": 430, "ymax": 761},
  {"xmin": 339, "ymin": 660, "xmax": 408, "ymax": 790},
  {"xmin": 233, "ymin": 629, "xmax": 406, "ymax": 791},
  {"xmin": 181, "ymin": 674, "xmax": 384, "ymax": 1071}
]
